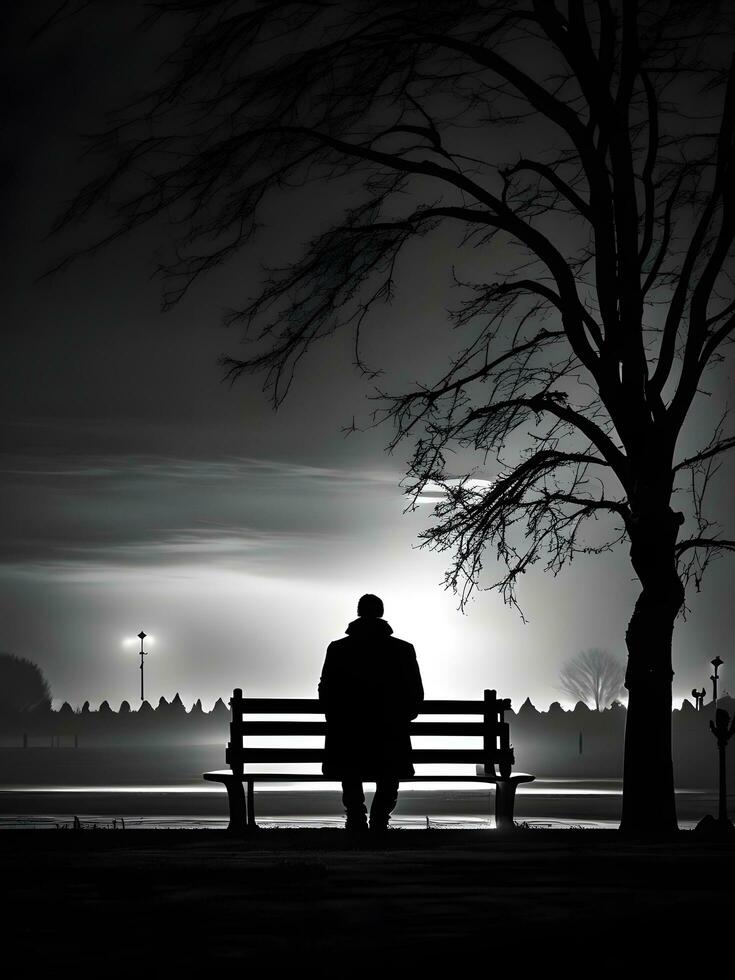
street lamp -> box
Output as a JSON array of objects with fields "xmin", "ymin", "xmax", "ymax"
[
  {"xmin": 711, "ymin": 656, "xmax": 724, "ymax": 711},
  {"xmin": 709, "ymin": 708, "xmax": 735, "ymax": 827},
  {"xmin": 138, "ymin": 631, "xmax": 148, "ymax": 702}
]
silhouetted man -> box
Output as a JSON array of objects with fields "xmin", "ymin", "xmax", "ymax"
[{"xmin": 318, "ymin": 594, "xmax": 424, "ymax": 831}]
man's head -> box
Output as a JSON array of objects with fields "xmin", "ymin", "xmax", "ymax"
[{"xmin": 357, "ymin": 594, "xmax": 384, "ymax": 618}]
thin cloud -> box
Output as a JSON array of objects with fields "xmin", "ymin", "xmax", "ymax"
[
  {"xmin": 0, "ymin": 452, "xmax": 405, "ymax": 570},
  {"xmin": 0, "ymin": 452, "xmax": 400, "ymax": 487},
  {"xmin": 67, "ymin": 526, "xmax": 329, "ymax": 563},
  {"xmin": 0, "ymin": 526, "xmax": 331, "ymax": 581}
]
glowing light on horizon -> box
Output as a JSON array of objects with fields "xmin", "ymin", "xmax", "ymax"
[{"xmin": 414, "ymin": 478, "xmax": 494, "ymax": 505}]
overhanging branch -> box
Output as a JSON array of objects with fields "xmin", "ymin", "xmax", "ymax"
[{"xmin": 676, "ymin": 537, "xmax": 735, "ymax": 557}]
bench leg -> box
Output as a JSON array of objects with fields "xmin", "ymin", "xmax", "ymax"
[
  {"xmin": 225, "ymin": 780, "xmax": 247, "ymax": 833},
  {"xmin": 494, "ymin": 779, "xmax": 518, "ymax": 832},
  {"xmin": 246, "ymin": 779, "xmax": 258, "ymax": 831}
]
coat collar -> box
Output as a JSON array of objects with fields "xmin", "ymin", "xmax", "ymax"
[{"xmin": 345, "ymin": 617, "xmax": 394, "ymax": 637}]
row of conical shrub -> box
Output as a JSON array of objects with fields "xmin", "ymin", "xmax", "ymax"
[{"xmin": 54, "ymin": 694, "xmax": 230, "ymax": 718}]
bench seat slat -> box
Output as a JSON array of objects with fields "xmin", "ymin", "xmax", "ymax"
[
  {"xmin": 236, "ymin": 721, "xmax": 487, "ymax": 736},
  {"xmin": 204, "ymin": 771, "xmax": 535, "ymax": 784},
  {"xmin": 227, "ymin": 748, "xmax": 506, "ymax": 763}
]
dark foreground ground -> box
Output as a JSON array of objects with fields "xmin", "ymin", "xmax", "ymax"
[{"xmin": 3, "ymin": 828, "xmax": 733, "ymax": 976}]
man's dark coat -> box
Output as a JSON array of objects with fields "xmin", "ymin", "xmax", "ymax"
[{"xmin": 318, "ymin": 617, "xmax": 424, "ymax": 779}]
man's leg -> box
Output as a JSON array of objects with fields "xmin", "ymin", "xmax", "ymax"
[
  {"xmin": 370, "ymin": 778, "xmax": 400, "ymax": 830},
  {"xmin": 341, "ymin": 780, "xmax": 368, "ymax": 830}
]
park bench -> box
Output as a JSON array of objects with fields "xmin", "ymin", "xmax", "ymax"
[{"xmin": 204, "ymin": 688, "xmax": 535, "ymax": 832}]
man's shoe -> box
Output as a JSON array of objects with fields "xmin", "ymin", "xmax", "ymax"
[
  {"xmin": 368, "ymin": 820, "xmax": 389, "ymax": 833},
  {"xmin": 345, "ymin": 816, "xmax": 369, "ymax": 832}
]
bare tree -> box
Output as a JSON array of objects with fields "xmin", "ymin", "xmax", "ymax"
[
  {"xmin": 559, "ymin": 648, "xmax": 626, "ymax": 710},
  {"xmin": 49, "ymin": 1, "xmax": 735, "ymax": 833}
]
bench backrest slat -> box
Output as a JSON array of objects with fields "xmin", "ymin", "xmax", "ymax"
[
  {"xmin": 238, "ymin": 720, "xmax": 486, "ymax": 737},
  {"xmin": 226, "ymin": 747, "xmax": 493, "ymax": 764},
  {"xmin": 230, "ymin": 697, "xmax": 495, "ymax": 714}
]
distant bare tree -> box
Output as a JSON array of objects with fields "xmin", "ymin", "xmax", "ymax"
[{"xmin": 560, "ymin": 648, "xmax": 626, "ymax": 711}]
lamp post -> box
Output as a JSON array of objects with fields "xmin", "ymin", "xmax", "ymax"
[
  {"xmin": 709, "ymin": 708, "xmax": 735, "ymax": 825},
  {"xmin": 138, "ymin": 631, "xmax": 148, "ymax": 702},
  {"xmin": 711, "ymin": 656, "xmax": 724, "ymax": 712}
]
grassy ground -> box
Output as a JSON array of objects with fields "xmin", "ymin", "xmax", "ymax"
[{"xmin": 3, "ymin": 827, "xmax": 734, "ymax": 975}]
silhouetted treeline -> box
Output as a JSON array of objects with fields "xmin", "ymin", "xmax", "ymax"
[
  {"xmin": 0, "ymin": 694, "xmax": 731, "ymax": 786},
  {"xmin": 0, "ymin": 695, "xmax": 231, "ymax": 745},
  {"xmin": 507, "ymin": 697, "xmax": 733, "ymax": 787},
  {"xmin": 0, "ymin": 652, "xmax": 51, "ymax": 713}
]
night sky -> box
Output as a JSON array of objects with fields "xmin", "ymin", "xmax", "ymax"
[{"xmin": 2, "ymin": 2, "xmax": 733, "ymax": 711}]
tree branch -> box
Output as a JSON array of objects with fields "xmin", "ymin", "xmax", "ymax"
[
  {"xmin": 673, "ymin": 436, "xmax": 735, "ymax": 474},
  {"xmin": 467, "ymin": 395, "xmax": 628, "ymax": 482},
  {"xmin": 675, "ymin": 537, "xmax": 735, "ymax": 557}
]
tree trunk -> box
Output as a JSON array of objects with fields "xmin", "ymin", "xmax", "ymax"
[{"xmin": 621, "ymin": 505, "xmax": 684, "ymax": 834}]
